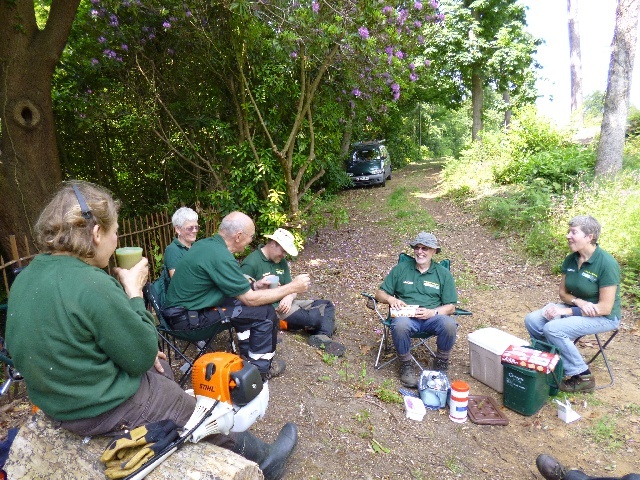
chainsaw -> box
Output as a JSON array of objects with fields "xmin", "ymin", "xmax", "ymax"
[{"xmin": 124, "ymin": 352, "xmax": 269, "ymax": 480}]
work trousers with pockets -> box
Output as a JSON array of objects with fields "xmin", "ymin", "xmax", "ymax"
[
  {"xmin": 200, "ymin": 298, "xmax": 278, "ymax": 375},
  {"xmin": 279, "ymin": 299, "xmax": 335, "ymax": 337}
]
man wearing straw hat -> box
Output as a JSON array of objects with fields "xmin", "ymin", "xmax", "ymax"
[{"xmin": 241, "ymin": 228, "xmax": 345, "ymax": 357}]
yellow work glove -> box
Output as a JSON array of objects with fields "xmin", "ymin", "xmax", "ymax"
[{"xmin": 100, "ymin": 420, "xmax": 180, "ymax": 479}]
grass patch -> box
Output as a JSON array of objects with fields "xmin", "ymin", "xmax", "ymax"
[
  {"xmin": 444, "ymin": 455, "xmax": 463, "ymax": 474},
  {"xmin": 584, "ymin": 415, "xmax": 625, "ymax": 451},
  {"xmin": 380, "ymin": 186, "xmax": 436, "ymax": 236}
]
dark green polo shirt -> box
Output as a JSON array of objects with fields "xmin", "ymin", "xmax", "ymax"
[
  {"xmin": 380, "ymin": 258, "xmax": 458, "ymax": 309},
  {"xmin": 164, "ymin": 237, "xmax": 190, "ymax": 272},
  {"xmin": 165, "ymin": 234, "xmax": 250, "ymax": 310},
  {"xmin": 240, "ymin": 246, "xmax": 292, "ymax": 307},
  {"xmin": 562, "ymin": 246, "xmax": 621, "ymax": 320}
]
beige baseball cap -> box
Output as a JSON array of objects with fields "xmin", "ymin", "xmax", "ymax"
[{"xmin": 265, "ymin": 228, "xmax": 298, "ymax": 256}]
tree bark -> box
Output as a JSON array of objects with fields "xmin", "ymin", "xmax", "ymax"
[
  {"xmin": 503, "ymin": 91, "xmax": 512, "ymax": 128},
  {"xmin": 567, "ymin": 0, "xmax": 584, "ymax": 125},
  {"xmin": 471, "ymin": 69, "xmax": 483, "ymax": 141},
  {"xmin": 0, "ymin": 1, "xmax": 80, "ymax": 255},
  {"xmin": 595, "ymin": 0, "xmax": 640, "ymax": 176}
]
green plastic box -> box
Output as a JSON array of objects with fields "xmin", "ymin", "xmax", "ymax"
[
  {"xmin": 502, "ymin": 363, "xmax": 549, "ymax": 416},
  {"xmin": 530, "ymin": 339, "xmax": 563, "ymax": 396}
]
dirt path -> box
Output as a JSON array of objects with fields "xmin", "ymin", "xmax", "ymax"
[
  {"xmin": 2, "ymin": 160, "xmax": 640, "ymax": 479},
  {"xmin": 261, "ymin": 160, "xmax": 640, "ymax": 479}
]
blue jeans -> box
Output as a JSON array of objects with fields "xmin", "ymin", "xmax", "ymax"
[
  {"xmin": 391, "ymin": 314, "xmax": 457, "ymax": 358},
  {"xmin": 524, "ymin": 303, "xmax": 619, "ymax": 377}
]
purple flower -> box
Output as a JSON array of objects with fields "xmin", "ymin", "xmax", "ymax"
[
  {"xmin": 395, "ymin": 50, "xmax": 404, "ymax": 59},
  {"xmin": 414, "ymin": 20, "xmax": 422, "ymax": 28},
  {"xmin": 163, "ymin": 21, "xmax": 171, "ymax": 29},
  {"xmin": 366, "ymin": 116, "xmax": 372, "ymax": 122},
  {"xmin": 358, "ymin": 26, "xmax": 369, "ymax": 39},
  {"xmin": 436, "ymin": 13, "xmax": 444, "ymax": 21},
  {"xmin": 185, "ymin": 9, "xmax": 193, "ymax": 17},
  {"xmin": 290, "ymin": 51, "xmax": 298, "ymax": 58},
  {"xmin": 109, "ymin": 14, "xmax": 119, "ymax": 26},
  {"xmin": 312, "ymin": 1, "xmax": 319, "ymax": 13},
  {"xmin": 409, "ymin": 63, "xmax": 415, "ymax": 71},
  {"xmin": 90, "ymin": 9, "xmax": 99, "ymax": 17},
  {"xmin": 168, "ymin": 48, "xmax": 174, "ymax": 55},
  {"xmin": 424, "ymin": 59, "xmax": 431, "ymax": 67},
  {"xmin": 352, "ymin": 88, "xmax": 362, "ymax": 97},
  {"xmin": 98, "ymin": 36, "xmax": 106, "ymax": 44},
  {"xmin": 349, "ymin": 100, "xmax": 355, "ymax": 109},
  {"xmin": 430, "ymin": 0, "xmax": 438, "ymax": 8},
  {"xmin": 148, "ymin": 33, "xmax": 156, "ymax": 40},
  {"xmin": 393, "ymin": 91, "xmax": 400, "ymax": 101},
  {"xmin": 91, "ymin": 58, "xmax": 99, "ymax": 65},
  {"xmin": 121, "ymin": 44, "xmax": 128, "ymax": 51},
  {"xmin": 103, "ymin": 49, "xmax": 117, "ymax": 59},
  {"xmin": 90, "ymin": 0, "xmax": 99, "ymax": 4},
  {"xmin": 385, "ymin": 46, "xmax": 393, "ymax": 55},
  {"xmin": 382, "ymin": 6, "xmax": 393, "ymax": 15},
  {"xmin": 414, "ymin": 2, "xmax": 423, "ymax": 10},
  {"xmin": 418, "ymin": 35, "xmax": 425, "ymax": 44},
  {"xmin": 410, "ymin": 73, "xmax": 418, "ymax": 81},
  {"xmin": 390, "ymin": 83, "xmax": 400, "ymax": 93}
]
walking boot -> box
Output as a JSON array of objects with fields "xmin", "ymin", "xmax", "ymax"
[
  {"xmin": 431, "ymin": 349, "xmax": 451, "ymax": 372},
  {"xmin": 232, "ymin": 423, "xmax": 299, "ymax": 480},
  {"xmin": 536, "ymin": 454, "xmax": 568, "ymax": 480},
  {"xmin": 399, "ymin": 360, "xmax": 418, "ymax": 388}
]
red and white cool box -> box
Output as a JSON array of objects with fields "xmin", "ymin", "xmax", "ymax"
[{"xmin": 500, "ymin": 345, "xmax": 560, "ymax": 374}]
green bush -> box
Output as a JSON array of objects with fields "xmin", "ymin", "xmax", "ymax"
[{"xmin": 493, "ymin": 144, "xmax": 596, "ymax": 193}]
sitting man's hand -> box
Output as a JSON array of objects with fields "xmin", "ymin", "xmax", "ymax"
[
  {"xmin": 290, "ymin": 274, "xmax": 311, "ymax": 293},
  {"xmin": 276, "ymin": 294, "xmax": 295, "ymax": 315}
]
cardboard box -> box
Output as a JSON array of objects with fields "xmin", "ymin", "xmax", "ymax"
[{"xmin": 467, "ymin": 328, "xmax": 528, "ymax": 393}]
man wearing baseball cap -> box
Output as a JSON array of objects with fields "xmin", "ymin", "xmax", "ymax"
[
  {"xmin": 375, "ymin": 232, "xmax": 458, "ymax": 387},
  {"xmin": 241, "ymin": 228, "xmax": 345, "ymax": 357}
]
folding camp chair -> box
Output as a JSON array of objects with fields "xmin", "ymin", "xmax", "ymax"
[
  {"xmin": 143, "ymin": 283, "xmax": 237, "ymax": 387},
  {"xmin": 363, "ymin": 254, "xmax": 472, "ymax": 371},
  {"xmin": 573, "ymin": 329, "xmax": 618, "ymax": 390}
]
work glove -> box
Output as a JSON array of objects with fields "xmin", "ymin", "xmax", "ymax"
[{"xmin": 100, "ymin": 419, "xmax": 180, "ymax": 479}]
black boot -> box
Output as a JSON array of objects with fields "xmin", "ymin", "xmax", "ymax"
[{"xmin": 232, "ymin": 423, "xmax": 298, "ymax": 480}]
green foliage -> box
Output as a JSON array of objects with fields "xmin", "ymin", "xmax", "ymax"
[
  {"xmin": 585, "ymin": 415, "xmax": 624, "ymax": 451},
  {"xmin": 374, "ymin": 380, "xmax": 403, "ymax": 404},
  {"xmin": 493, "ymin": 144, "xmax": 596, "ymax": 193}
]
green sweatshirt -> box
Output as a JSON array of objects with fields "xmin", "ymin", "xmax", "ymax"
[{"xmin": 6, "ymin": 254, "xmax": 158, "ymax": 421}]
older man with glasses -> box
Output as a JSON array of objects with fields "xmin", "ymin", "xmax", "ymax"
[
  {"xmin": 375, "ymin": 232, "xmax": 458, "ymax": 388},
  {"xmin": 164, "ymin": 211, "xmax": 310, "ymax": 381}
]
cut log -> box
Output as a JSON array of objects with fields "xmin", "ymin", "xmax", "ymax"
[{"xmin": 5, "ymin": 410, "xmax": 263, "ymax": 480}]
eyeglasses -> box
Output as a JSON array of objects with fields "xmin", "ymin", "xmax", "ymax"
[
  {"xmin": 243, "ymin": 231, "xmax": 255, "ymax": 240},
  {"xmin": 413, "ymin": 246, "xmax": 432, "ymax": 252},
  {"xmin": 181, "ymin": 225, "xmax": 199, "ymax": 233}
]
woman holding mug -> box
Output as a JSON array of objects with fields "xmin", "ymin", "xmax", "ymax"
[{"xmin": 6, "ymin": 181, "xmax": 297, "ymax": 480}]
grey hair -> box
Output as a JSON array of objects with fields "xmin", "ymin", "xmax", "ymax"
[
  {"xmin": 172, "ymin": 207, "xmax": 198, "ymax": 228},
  {"xmin": 568, "ymin": 215, "xmax": 601, "ymax": 244},
  {"xmin": 219, "ymin": 211, "xmax": 251, "ymax": 236}
]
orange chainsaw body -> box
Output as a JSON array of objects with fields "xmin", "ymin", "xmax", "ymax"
[{"xmin": 192, "ymin": 352, "xmax": 243, "ymax": 404}]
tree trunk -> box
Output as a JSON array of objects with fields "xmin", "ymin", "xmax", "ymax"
[
  {"xmin": 471, "ymin": 69, "xmax": 483, "ymax": 141},
  {"xmin": 0, "ymin": 1, "xmax": 80, "ymax": 255},
  {"xmin": 595, "ymin": 0, "xmax": 640, "ymax": 176},
  {"xmin": 567, "ymin": 0, "xmax": 584, "ymax": 125},
  {"xmin": 503, "ymin": 90, "xmax": 512, "ymax": 128}
]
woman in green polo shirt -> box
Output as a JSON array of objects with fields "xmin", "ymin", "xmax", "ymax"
[{"xmin": 524, "ymin": 215, "xmax": 621, "ymax": 393}]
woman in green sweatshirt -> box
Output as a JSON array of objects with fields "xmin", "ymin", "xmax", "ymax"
[{"xmin": 6, "ymin": 181, "xmax": 297, "ymax": 480}]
